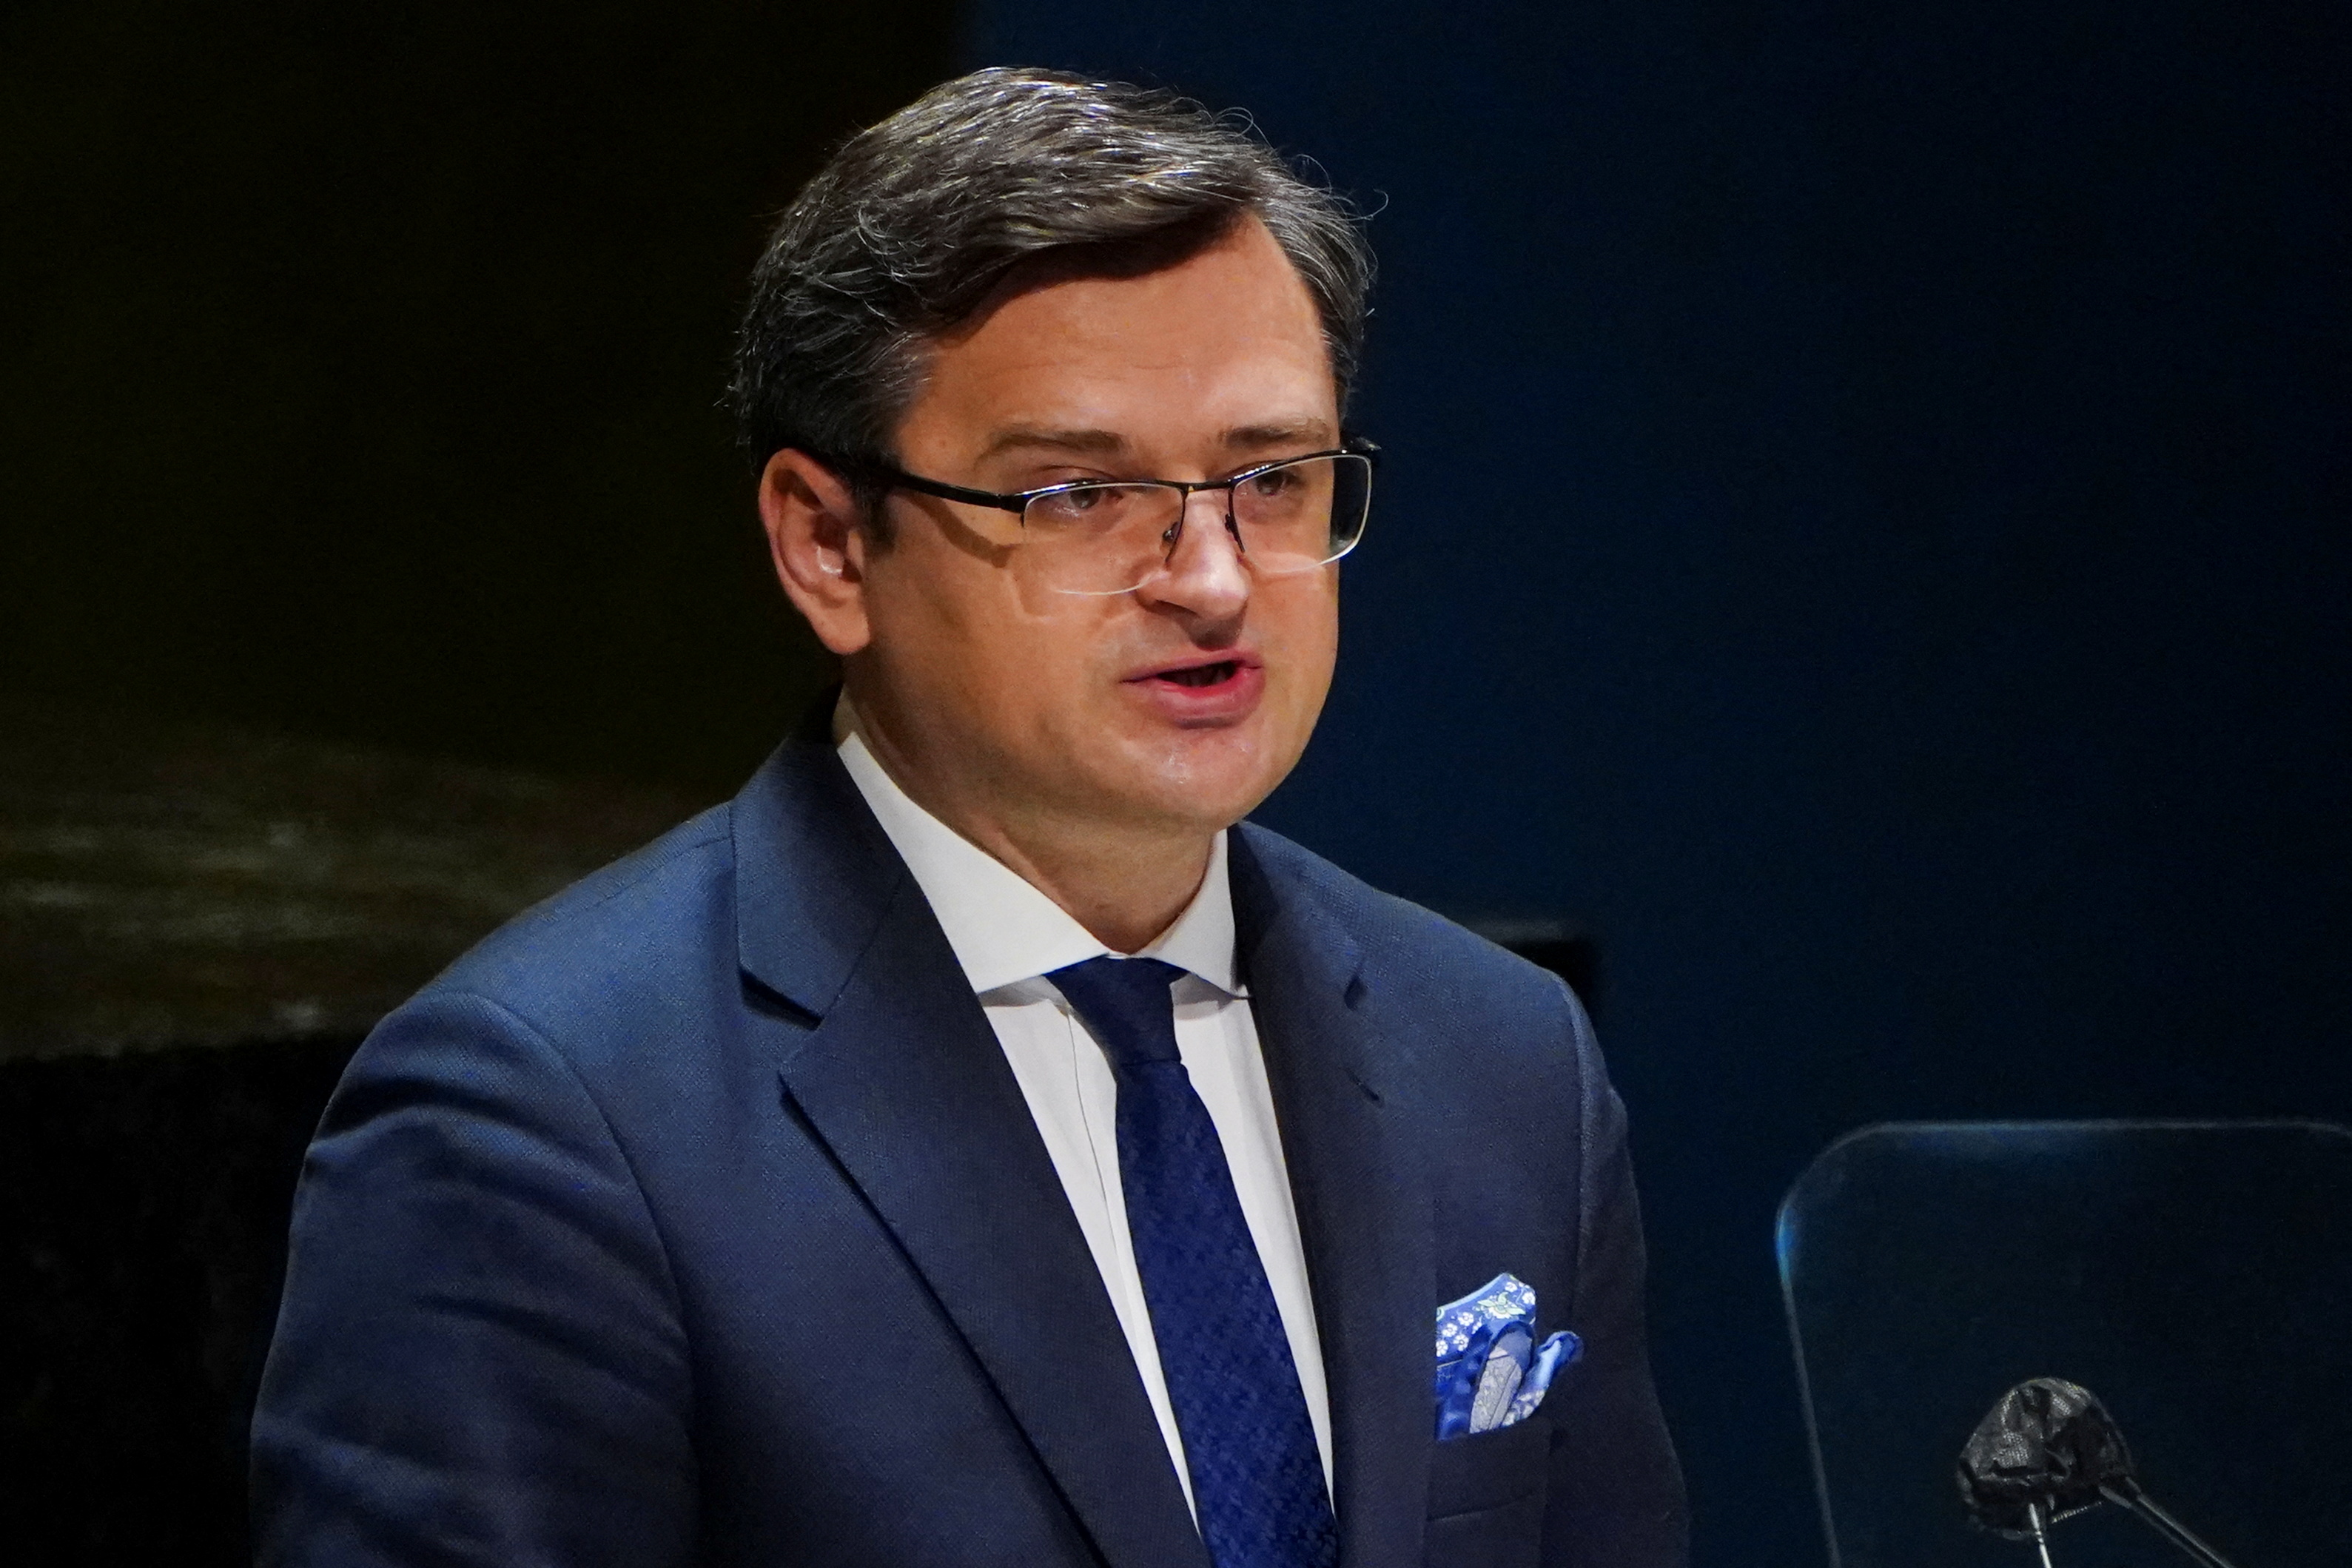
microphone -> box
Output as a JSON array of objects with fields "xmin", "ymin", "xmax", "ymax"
[{"xmin": 1956, "ymin": 1377, "xmax": 2244, "ymax": 1568}]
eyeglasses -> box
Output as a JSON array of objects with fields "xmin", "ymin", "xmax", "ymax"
[{"xmin": 839, "ymin": 441, "xmax": 1378, "ymax": 596}]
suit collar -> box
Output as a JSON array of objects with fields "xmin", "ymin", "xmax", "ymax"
[
  {"xmin": 1231, "ymin": 827, "xmax": 1434, "ymax": 1567},
  {"xmin": 736, "ymin": 713, "xmax": 1212, "ymax": 1568},
  {"xmin": 729, "ymin": 701, "xmax": 910, "ymax": 1020}
]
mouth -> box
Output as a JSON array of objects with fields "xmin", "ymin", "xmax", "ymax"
[
  {"xmin": 1122, "ymin": 652, "xmax": 1266, "ymax": 720},
  {"xmin": 1158, "ymin": 659, "xmax": 1243, "ymax": 688},
  {"xmin": 1131, "ymin": 653, "xmax": 1260, "ymax": 690}
]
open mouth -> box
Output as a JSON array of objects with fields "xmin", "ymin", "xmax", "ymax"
[{"xmin": 1156, "ymin": 660, "xmax": 1243, "ymax": 688}]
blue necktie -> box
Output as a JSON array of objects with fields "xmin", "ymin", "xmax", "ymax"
[{"xmin": 1048, "ymin": 956, "xmax": 1338, "ymax": 1568}]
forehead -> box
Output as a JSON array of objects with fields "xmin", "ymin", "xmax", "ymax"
[{"xmin": 903, "ymin": 217, "xmax": 1339, "ymax": 461}]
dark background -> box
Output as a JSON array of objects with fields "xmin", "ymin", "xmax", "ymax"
[
  {"xmin": 2, "ymin": 0, "xmax": 931, "ymax": 791},
  {"xmin": 5, "ymin": 0, "xmax": 2348, "ymax": 1561}
]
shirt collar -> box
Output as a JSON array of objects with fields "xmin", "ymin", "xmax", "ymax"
[{"xmin": 836, "ymin": 727, "xmax": 1240, "ymax": 997}]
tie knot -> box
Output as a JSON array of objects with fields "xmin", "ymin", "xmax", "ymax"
[{"xmin": 1048, "ymin": 955, "xmax": 1189, "ymax": 1071}]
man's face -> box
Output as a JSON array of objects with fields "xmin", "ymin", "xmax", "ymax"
[{"xmin": 847, "ymin": 216, "xmax": 1343, "ymax": 841}]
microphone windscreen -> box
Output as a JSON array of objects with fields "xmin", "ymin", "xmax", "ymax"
[{"xmin": 1957, "ymin": 1377, "xmax": 2138, "ymax": 1538}]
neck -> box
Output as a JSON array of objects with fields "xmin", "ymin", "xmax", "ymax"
[{"xmin": 842, "ymin": 696, "xmax": 1215, "ymax": 955}]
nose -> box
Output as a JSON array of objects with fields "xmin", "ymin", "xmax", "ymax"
[{"xmin": 1135, "ymin": 488, "xmax": 1250, "ymax": 622}]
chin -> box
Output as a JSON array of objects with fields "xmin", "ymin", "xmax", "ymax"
[{"xmin": 1120, "ymin": 731, "xmax": 1297, "ymax": 829}]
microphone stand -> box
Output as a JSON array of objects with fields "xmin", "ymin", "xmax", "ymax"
[
  {"xmin": 2023, "ymin": 1501, "xmax": 2057, "ymax": 1568},
  {"xmin": 2097, "ymin": 1481, "xmax": 2244, "ymax": 1568}
]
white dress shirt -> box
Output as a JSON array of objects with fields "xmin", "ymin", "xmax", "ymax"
[{"xmin": 836, "ymin": 729, "xmax": 1334, "ymax": 1513}]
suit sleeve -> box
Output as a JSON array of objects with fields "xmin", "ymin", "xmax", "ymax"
[
  {"xmin": 251, "ymin": 990, "xmax": 697, "ymax": 1567},
  {"xmin": 1543, "ymin": 983, "xmax": 1690, "ymax": 1567}
]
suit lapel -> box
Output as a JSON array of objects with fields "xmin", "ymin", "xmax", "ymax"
[
  {"xmin": 1232, "ymin": 828, "xmax": 1434, "ymax": 1568},
  {"xmin": 735, "ymin": 730, "xmax": 1210, "ymax": 1568}
]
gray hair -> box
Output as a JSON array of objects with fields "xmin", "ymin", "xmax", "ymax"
[{"xmin": 728, "ymin": 67, "xmax": 1375, "ymax": 491}]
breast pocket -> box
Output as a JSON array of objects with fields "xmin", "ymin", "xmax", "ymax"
[{"xmin": 1424, "ymin": 1413, "xmax": 1552, "ymax": 1568}]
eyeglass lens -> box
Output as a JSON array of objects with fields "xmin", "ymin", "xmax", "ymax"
[{"xmin": 1019, "ymin": 454, "xmax": 1372, "ymax": 596}]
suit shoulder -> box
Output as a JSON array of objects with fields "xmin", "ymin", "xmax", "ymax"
[{"xmin": 420, "ymin": 802, "xmax": 737, "ymax": 1029}]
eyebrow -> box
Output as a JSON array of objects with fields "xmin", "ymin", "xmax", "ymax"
[
  {"xmin": 1224, "ymin": 418, "xmax": 1337, "ymax": 451},
  {"xmin": 976, "ymin": 425, "xmax": 1129, "ymax": 462},
  {"xmin": 975, "ymin": 418, "xmax": 1338, "ymax": 464}
]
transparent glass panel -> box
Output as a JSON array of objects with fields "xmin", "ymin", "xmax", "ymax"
[{"xmin": 1777, "ymin": 1120, "xmax": 2352, "ymax": 1568}]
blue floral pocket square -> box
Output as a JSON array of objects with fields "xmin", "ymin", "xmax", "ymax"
[{"xmin": 1434, "ymin": 1273, "xmax": 1582, "ymax": 1439}]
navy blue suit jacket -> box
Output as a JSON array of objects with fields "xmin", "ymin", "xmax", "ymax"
[{"xmin": 253, "ymin": 723, "xmax": 1687, "ymax": 1567}]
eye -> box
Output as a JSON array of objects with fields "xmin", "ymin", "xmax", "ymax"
[
  {"xmin": 1028, "ymin": 483, "xmax": 1146, "ymax": 530},
  {"xmin": 1243, "ymin": 466, "xmax": 1301, "ymax": 497},
  {"xmin": 1029, "ymin": 485, "xmax": 1107, "ymax": 520}
]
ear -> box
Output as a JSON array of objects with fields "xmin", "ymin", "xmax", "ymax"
[{"xmin": 758, "ymin": 449, "xmax": 873, "ymax": 656}]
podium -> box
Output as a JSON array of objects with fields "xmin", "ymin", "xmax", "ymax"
[{"xmin": 1777, "ymin": 1121, "xmax": 2352, "ymax": 1567}]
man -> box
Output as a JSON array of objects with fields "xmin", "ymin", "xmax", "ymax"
[{"xmin": 253, "ymin": 67, "xmax": 1686, "ymax": 1568}]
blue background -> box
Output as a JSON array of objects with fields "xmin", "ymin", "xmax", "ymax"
[{"xmin": 968, "ymin": 1, "xmax": 2350, "ymax": 1557}]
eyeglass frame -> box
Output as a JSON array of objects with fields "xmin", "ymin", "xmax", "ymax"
[{"xmin": 816, "ymin": 437, "xmax": 1380, "ymax": 576}]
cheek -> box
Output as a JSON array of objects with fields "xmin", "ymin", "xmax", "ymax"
[
  {"xmin": 1268, "ymin": 584, "xmax": 1341, "ymax": 713},
  {"xmin": 861, "ymin": 565, "xmax": 1004, "ymax": 730},
  {"xmin": 890, "ymin": 570, "xmax": 1117, "ymax": 736}
]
